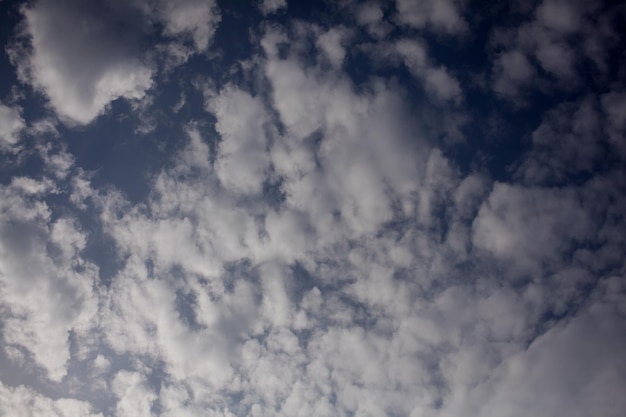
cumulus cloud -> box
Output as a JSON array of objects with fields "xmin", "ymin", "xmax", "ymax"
[
  {"xmin": 155, "ymin": 0, "xmax": 220, "ymax": 52},
  {"xmin": 209, "ymin": 86, "xmax": 270, "ymax": 194},
  {"xmin": 260, "ymin": 0, "xmax": 287, "ymax": 15},
  {"xmin": 315, "ymin": 28, "xmax": 349, "ymax": 69},
  {"xmin": 602, "ymin": 89, "xmax": 626, "ymax": 157},
  {"xmin": 9, "ymin": 0, "xmax": 153, "ymax": 125},
  {"xmin": 472, "ymin": 182, "xmax": 595, "ymax": 276},
  {"xmin": 0, "ymin": 178, "xmax": 99, "ymax": 382},
  {"xmin": 353, "ymin": 2, "xmax": 391, "ymax": 38},
  {"xmin": 395, "ymin": 39, "xmax": 462, "ymax": 103},
  {"xmin": 516, "ymin": 97, "xmax": 604, "ymax": 185},
  {"xmin": 395, "ymin": 0, "xmax": 466, "ymax": 34},
  {"xmin": 443, "ymin": 277, "xmax": 626, "ymax": 417},
  {"xmin": 8, "ymin": 0, "xmax": 220, "ymax": 125},
  {"xmin": 9, "ymin": 1, "xmax": 153, "ymax": 124},
  {"xmin": 490, "ymin": 0, "xmax": 624, "ymax": 100},
  {"xmin": 1, "ymin": 1, "xmax": 625, "ymax": 416},
  {"xmin": 0, "ymin": 102, "xmax": 25, "ymax": 149},
  {"xmin": 0, "ymin": 380, "xmax": 103, "ymax": 417}
]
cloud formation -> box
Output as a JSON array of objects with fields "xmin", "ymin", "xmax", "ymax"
[
  {"xmin": 0, "ymin": 102, "xmax": 24, "ymax": 150},
  {"xmin": 0, "ymin": 0, "xmax": 625, "ymax": 416},
  {"xmin": 8, "ymin": 0, "xmax": 220, "ymax": 125}
]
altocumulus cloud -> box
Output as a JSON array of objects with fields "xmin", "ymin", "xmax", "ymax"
[{"xmin": 0, "ymin": 0, "xmax": 625, "ymax": 417}]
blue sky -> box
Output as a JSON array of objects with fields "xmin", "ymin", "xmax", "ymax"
[{"xmin": 0, "ymin": 0, "xmax": 625, "ymax": 416}]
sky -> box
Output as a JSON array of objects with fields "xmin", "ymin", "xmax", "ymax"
[{"xmin": 0, "ymin": 0, "xmax": 625, "ymax": 416}]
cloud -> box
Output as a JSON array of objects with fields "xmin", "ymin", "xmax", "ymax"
[
  {"xmin": 0, "ymin": 178, "xmax": 99, "ymax": 382},
  {"xmin": 8, "ymin": 0, "xmax": 221, "ymax": 126},
  {"xmin": 445, "ymin": 277, "xmax": 626, "ymax": 417},
  {"xmin": 354, "ymin": 2, "xmax": 392, "ymax": 39},
  {"xmin": 209, "ymin": 86, "xmax": 270, "ymax": 195},
  {"xmin": 395, "ymin": 0, "xmax": 466, "ymax": 34},
  {"xmin": 260, "ymin": 0, "xmax": 287, "ymax": 15},
  {"xmin": 516, "ymin": 97, "xmax": 604, "ymax": 185},
  {"xmin": 9, "ymin": 0, "xmax": 153, "ymax": 125},
  {"xmin": 492, "ymin": 50, "xmax": 535, "ymax": 97},
  {"xmin": 602, "ymin": 89, "xmax": 626, "ymax": 158},
  {"xmin": 155, "ymin": 0, "xmax": 221, "ymax": 52},
  {"xmin": 472, "ymin": 182, "xmax": 595, "ymax": 275},
  {"xmin": 395, "ymin": 39, "xmax": 462, "ymax": 103},
  {"xmin": 490, "ymin": 0, "xmax": 624, "ymax": 100},
  {"xmin": 0, "ymin": 380, "xmax": 103, "ymax": 417},
  {"xmin": 1, "ymin": 2, "xmax": 626, "ymax": 417},
  {"xmin": 111, "ymin": 370, "xmax": 157, "ymax": 417},
  {"xmin": 315, "ymin": 28, "xmax": 350, "ymax": 69},
  {"xmin": 0, "ymin": 102, "xmax": 25, "ymax": 149}
]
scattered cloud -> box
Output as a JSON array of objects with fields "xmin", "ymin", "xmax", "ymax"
[
  {"xmin": 259, "ymin": 0, "xmax": 287, "ymax": 15},
  {"xmin": 1, "ymin": 1, "xmax": 625, "ymax": 416},
  {"xmin": 0, "ymin": 178, "xmax": 99, "ymax": 382},
  {"xmin": 0, "ymin": 102, "xmax": 25, "ymax": 149},
  {"xmin": 490, "ymin": 0, "xmax": 624, "ymax": 100},
  {"xmin": 7, "ymin": 0, "xmax": 221, "ymax": 125},
  {"xmin": 394, "ymin": 0, "xmax": 467, "ymax": 34}
]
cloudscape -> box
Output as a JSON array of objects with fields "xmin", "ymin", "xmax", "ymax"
[{"xmin": 0, "ymin": 0, "xmax": 625, "ymax": 416}]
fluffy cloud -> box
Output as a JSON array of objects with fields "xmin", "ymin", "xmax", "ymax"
[
  {"xmin": 0, "ymin": 380, "xmax": 103, "ymax": 417},
  {"xmin": 395, "ymin": 0, "xmax": 466, "ymax": 34},
  {"xmin": 0, "ymin": 102, "xmax": 25, "ymax": 149},
  {"xmin": 515, "ymin": 97, "xmax": 607, "ymax": 185},
  {"xmin": 9, "ymin": 0, "xmax": 153, "ymax": 125},
  {"xmin": 472, "ymin": 183, "xmax": 594, "ymax": 272},
  {"xmin": 260, "ymin": 0, "xmax": 287, "ymax": 15},
  {"xmin": 8, "ymin": 0, "xmax": 220, "ymax": 125},
  {"xmin": 490, "ymin": 0, "xmax": 624, "ymax": 99},
  {"xmin": 395, "ymin": 39, "xmax": 462, "ymax": 103},
  {"xmin": 210, "ymin": 86, "xmax": 270, "ymax": 194},
  {"xmin": 154, "ymin": 0, "xmax": 220, "ymax": 52},
  {"xmin": 0, "ymin": 178, "xmax": 99, "ymax": 382},
  {"xmin": 441, "ymin": 277, "xmax": 626, "ymax": 417},
  {"xmin": 1, "ymin": 1, "xmax": 625, "ymax": 416}
]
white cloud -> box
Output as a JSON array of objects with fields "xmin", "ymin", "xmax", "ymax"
[
  {"xmin": 355, "ymin": 2, "xmax": 391, "ymax": 38},
  {"xmin": 38, "ymin": 144, "xmax": 75, "ymax": 179},
  {"xmin": 316, "ymin": 28, "xmax": 349, "ymax": 69},
  {"xmin": 155, "ymin": 0, "xmax": 221, "ymax": 52},
  {"xmin": 0, "ymin": 179, "xmax": 99, "ymax": 382},
  {"xmin": 489, "ymin": 0, "xmax": 622, "ymax": 99},
  {"xmin": 395, "ymin": 0, "xmax": 466, "ymax": 34},
  {"xmin": 446, "ymin": 277, "xmax": 626, "ymax": 417},
  {"xmin": 395, "ymin": 39, "xmax": 462, "ymax": 102},
  {"xmin": 2, "ymin": 6, "xmax": 625, "ymax": 417},
  {"xmin": 516, "ymin": 97, "xmax": 604, "ymax": 185},
  {"xmin": 9, "ymin": 0, "xmax": 221, "ymax": 126},
  {"xmin": 0, "ymin": 102, "xmax": 25, "ymax": 149},
  {"xmin": 0, "ymin": 380, "xmax": 103, "ymax": 417},
  {"xmin": 536, "ymin": 0, "xmax": 582, "ymax": 33},
  {"xmin": 492, "ymin": 50, "xmax": 535, "ymax": 97},
  {"xmin": 112, "ymin": 371, "xmax": 156, "ymax": 417},
  {"xmin": 260, "ymin": 0, "xmax": 287, "ymax": 15},
  {"xmin": 209, "ymin": 86, "xmax": 270, "ymax": 194},
  {"xmin": 10, "ymin": 0, "xmax": 153, "ymax": 125},
  {"xmin": 472, "ymin": 183, "xmax": 595, "ymax": 275},
  {"xmin": 263, "ymin": 29, "xmax": 434, "ymax": 237}
]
